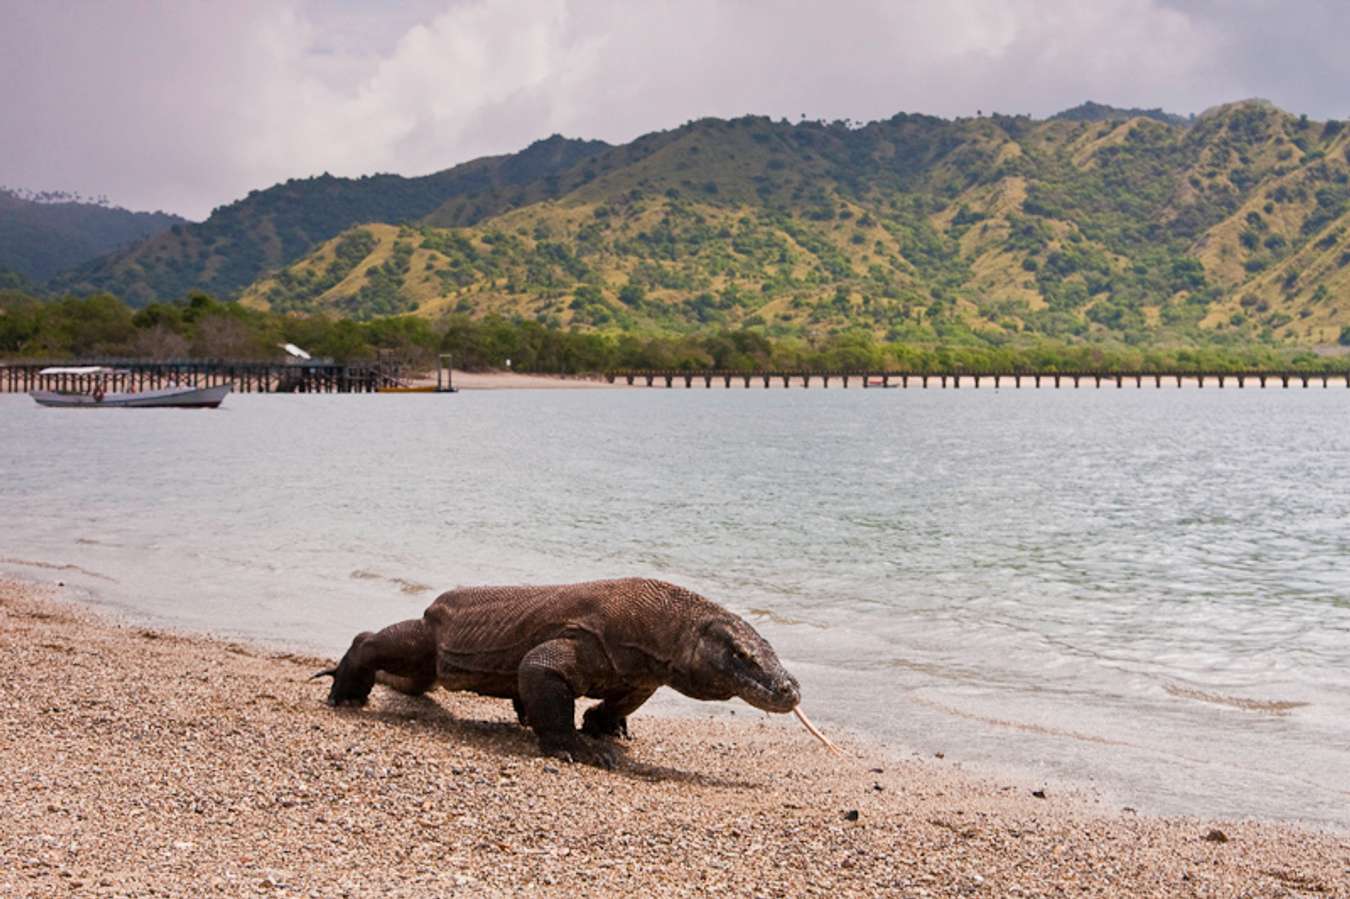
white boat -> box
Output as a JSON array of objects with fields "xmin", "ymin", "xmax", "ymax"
[{"xmin": 30, "ymin": 367, "xmax": 230, "ymax": 408}]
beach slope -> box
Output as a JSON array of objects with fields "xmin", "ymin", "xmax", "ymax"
[{"xmin": 1, "ymin": 579, "xmax": 1346, "ymax": 896}]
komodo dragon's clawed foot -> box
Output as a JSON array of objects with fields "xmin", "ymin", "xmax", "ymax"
[
  {"xmin": 539, "ymin": 734, "xmax": 621, "ymax": 769},
  {"xmin": 581, "ymin": 706, "xmax": 631, "ymax": 740}
]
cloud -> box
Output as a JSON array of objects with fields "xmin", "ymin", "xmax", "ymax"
[{"xmin": 1, "ymin": 0, "xmax": 1346, "ymax": 219}]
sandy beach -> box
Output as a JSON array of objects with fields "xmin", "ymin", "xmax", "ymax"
[{"xmin": 2, "ymin": 578, "xmax": 1347, "ymax": 897}]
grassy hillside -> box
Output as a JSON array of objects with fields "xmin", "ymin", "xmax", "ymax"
[
  {"xmin": 241, "ymin": 101, "xmax": 1350, "ymax": 346},
  {"xmin": 0, "ymin": 189, "xmax": 184, "ymax": 284},
  {"xmin": 51, "ymin": 136, "xmax": 608, "ymax": 306}
]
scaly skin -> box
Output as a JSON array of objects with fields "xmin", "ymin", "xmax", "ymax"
[{"xmin": 316, "ymin": 578, "xmax": 802, "ymax": 767}]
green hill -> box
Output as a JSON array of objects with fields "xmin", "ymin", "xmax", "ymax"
[
  {"xmin": 51, "ymin": 136, "xmax": 608, "ymax": 305},
  {"xmin": 1050, "ymin": 101, "xmax": 1191, "ymax": 127},
  {"xmin": 0, "ymin": 189, "xmax": 185, "ymax": 284},
  {"xmin": 241, "ymin": 101, "xmax": 1350, "ymax": 346}
]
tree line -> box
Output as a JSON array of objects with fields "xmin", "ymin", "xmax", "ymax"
[{"xmin": 1, "ymin": 290, "xmax": 1346, "ymax": 374}]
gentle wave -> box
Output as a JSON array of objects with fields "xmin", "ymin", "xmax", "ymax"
[
  {"xmin": 1163, "ymin": 683, "xmax": 1309, "ymax": 715},
  {"xmin": 349, "ymin": 569, "xmax": 433, "ymax": 595},
  {"xmin": 0, "ymin": 556, "xmax": 117, "ymax": 582},
  {"xmin": 909, "ymin": 695, "xmax": 1133, "ymax": 747}
]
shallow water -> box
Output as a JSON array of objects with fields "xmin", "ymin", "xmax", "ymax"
[{"xmin": 2, "ymin": 388, "xmax": 1348, "ymax": 826}]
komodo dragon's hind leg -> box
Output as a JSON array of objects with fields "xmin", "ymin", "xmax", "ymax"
[
  {"xmin": 517, "ymin": 638, "xmax": 618, "ymax": 768},
  {"xmin": 582, "ymin": 687, "xmax": 656, "ymax": 740},
  {"xmin": 322, "ymin": 618, "xmax": 436, "ymax": 707}
]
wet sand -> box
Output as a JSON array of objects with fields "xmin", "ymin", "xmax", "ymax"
[{"xmin": 2, "ymin": 577, "xmax": 1347, "ymax": 897}]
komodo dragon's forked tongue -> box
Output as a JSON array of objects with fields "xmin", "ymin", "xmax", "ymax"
[{"xmin": 793, "ymin": 706, "xmax": 844, "ymax": 756}]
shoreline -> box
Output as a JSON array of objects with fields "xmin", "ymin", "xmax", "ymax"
[{"xmin": 3, "ymin": 577, "xmax": 1348, "ymax": 896}]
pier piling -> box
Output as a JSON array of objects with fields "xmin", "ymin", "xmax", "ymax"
[{"xmin": 596, "ymin": 369, "xmax": 1350, "ymax": 393}]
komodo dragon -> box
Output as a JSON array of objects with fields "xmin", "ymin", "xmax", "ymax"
[{"xmin": 315, "ymin": 577, "xmax": 838, "ymax": 767}]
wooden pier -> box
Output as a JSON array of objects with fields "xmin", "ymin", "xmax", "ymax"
[
  {"xmin": 10, "ymin": 362, "xmax": 1350, "ymax": 395},
  {"xmin": 607, "ymin": 369, "xmax": 1350, "ymax": 390},
  {"xmin": 0, "ymin": 359, "xmax": 393, "ymax": 395}
]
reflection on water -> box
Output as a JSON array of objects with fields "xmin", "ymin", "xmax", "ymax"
[{"xmin": 2, "ymin": 388, "xmax": 1349, "ymax": 826}]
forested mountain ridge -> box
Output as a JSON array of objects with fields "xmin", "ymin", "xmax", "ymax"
[
  {"xmin": 1050, "ymin": 101, "xmax": 1191, "ymax": 126},
  {"xmin": 239, "ymin": 100, "xmax": 1350, "ymax": 346},
  {"xmin": 0, "ymin": 189, "xmax": 185, "ymax": 284},
  {"xmin": 50, "ymin": 135, "xmax": 609, "ymax": 305}
]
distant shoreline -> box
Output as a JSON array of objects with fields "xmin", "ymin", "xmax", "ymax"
[{"xmin": 3, "ymin": 575, "xmax": 1346, "ymax": 895}]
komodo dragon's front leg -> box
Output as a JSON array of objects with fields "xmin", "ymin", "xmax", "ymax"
[{"xmin": 517, "ymin": 638, "xmax": 619, "ymax": 768}]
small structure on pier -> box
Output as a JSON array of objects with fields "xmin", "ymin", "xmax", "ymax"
[{"xmin": 436, "ymin": 354, "xmax": 456, "ymax": 393}]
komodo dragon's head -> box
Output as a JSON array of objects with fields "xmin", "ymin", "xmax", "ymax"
[{"xmin": 682, "ymin": 616, "xmax": 802, "ymax": 713}]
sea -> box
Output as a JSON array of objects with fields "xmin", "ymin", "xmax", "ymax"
[{"xmin": 2, "ymin": 387, "xmax": 1348, "ymax": 827}]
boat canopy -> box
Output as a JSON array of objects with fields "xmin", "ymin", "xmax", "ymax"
[{"xmin": 38, "ymin": 366, "xmax": 121, "ymax": 375}]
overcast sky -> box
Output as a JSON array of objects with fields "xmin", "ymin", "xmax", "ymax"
[{"xmin": 3, "ymin": 0, "xmax": 1347, "ymax": 220}]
